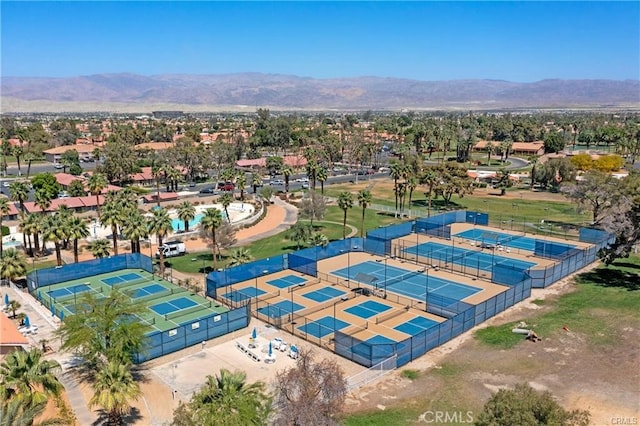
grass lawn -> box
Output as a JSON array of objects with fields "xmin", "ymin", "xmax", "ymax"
[
  {"xmin": 169, "ymin": 205, "xmax": 403, "ymax": 274},
  {"xmin": 475, "ymin": 255, "xmax": 640, "ymax": 349}
]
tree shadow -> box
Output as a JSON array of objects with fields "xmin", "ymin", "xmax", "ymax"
[
  {"xmin": 92, "ymin": 407, "xmax": 143, "ymax": 426},
  {"xmin": 578, "ymin": 268, "xmax": 640, "ymax": 291}
]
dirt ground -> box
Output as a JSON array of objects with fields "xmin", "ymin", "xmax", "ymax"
[{"xmin": 344, "ymin": 267, "xmax": 640, "ymax": 425}]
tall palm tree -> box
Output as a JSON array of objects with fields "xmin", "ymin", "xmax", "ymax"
[
  {"xmin": 9, "ymin": 180, "xmax": 29, "ymax": 215},
  {"xmin": 236, "ymin": 172, "xmax": 247, "ymax": 201},
  {"xmin": 228, "ymin": 248, "xmax": 253, "ymax": 267},
  {"xmin": 89, "ymin": 361, "xmax": 141, "ymax": 426},
  {"xmin": 55, "ymin": 205, "xmax": 73, "ymax": 250},
  {"xmin": 420, "ymin": 167, "xmax": 439, "ymax": 217},
  {"xmin": 0, "ymin": 198, "xmax": 9, "ymax": 258},
  {"xmin": 67, "ymin": 216, "xmax": 89, "ymax": 263},
  {"xmin": 317, "ymin": 166, "xmax": 328, "ymax": 195},
  {"xmin": 121, "ymin": 210, "xmax": 148, "ymax": 254},
  {"xmin": 282, "ymin": 165, "xmax": 294, "ymax": 197},
  {"xmin": 0, "ymin": 348, "xmax": 63, "ymax": 407},
  {"xmin": 40, "ymin": 215, "xmax": 63, "ymax": 266},
  {"xmin": 218, "ymin": 192, "xmax": 233, "ymax": 224},
  {"xmin": 357, "ymin": 190, "xmax": 372, "ymax": 238},
  {"xmin": 406, "ymin": 175, "xmax": 418, "ymax": 217},
  {"xmin": 101, "ymin": 198, "xmax": 122, "ymax": 256},
  {"xmin": 147, "ymin": 207, "xmax": 172, "ymax": 277},
  {"xmin": 389, "ymin": 161, "xmax": 404, "ymax": 218},
  {"xmin": 88, "ymin": 172, "xmax": 108, "ymax": 219},
  {"xmin": 0, "ymin": 248, "xmax": 27, "ymax": 283},
  {"xmin": 309, "ymin": 232, "xmax": 329, "ymax": 247},
  {"xmin": 176, "ymin": 201, "xmax": 196, "ymax": 233},
  {"xmin": 0, "ymin": 394, "xmax": 61, "ymax": 426},
  {"xmin": 337, "ymin": 191, "xmax": 353, "ymax": 239},
  {"xmin": 34, "ymin": 189, "xmax": 52, "ymax": 217},
  {"xmin": 200, "ymin": 208, "xmax": 223, "ymax": 270},
  {"xmin": 88, "ymin": 239, "xmax": 111, "ymax": 259},
  {"xmin": 152, "ymin": 165, "xmax": 163, "ymax": 208},
  {"xmin": 251, "ymin": 173, "xmax": 262, "ymax": 195},
  {"xmin": 24, "ymin": 152, "xmax": 37, "ymax": 178}
]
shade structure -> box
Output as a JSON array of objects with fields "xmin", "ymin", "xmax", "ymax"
[
  {"xmin": 252, "ymin": 327, "xmax": 257, "ymax": 340},
  {"xmin": 268, "ymin": 341, "xmax": 273, "ymax": 357},
  {"xmin": 4, "ymin": 294, "xmax": 8, "ymax": 306},
  {"xmin": 24, "ymin": 315, "xmax": 30, "ymax": 328}
]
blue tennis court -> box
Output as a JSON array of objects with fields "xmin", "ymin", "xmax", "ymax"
[
  {"xmin": 150, "ymin": 297, "xmax": 197, "ymax": 316},
  {"xmin": 266, "ymin": 275, "xmax": 307, "ymax": 289},
  {"xmin": 395, "ymin": 316, "xmax": 439, "ymax": 336},
  {"xmin": 222, "ymin": 287, "xmax": 266, "ymax": 303},
  {"xmin": 404, "ymin": 241, "xmax": 537, "ymax": 272},
  {"xmin": 302, "ymin": 286, "xmax": 346, "ymax": 303},
  {"xmin": 257, "ymin": 300, "xmax": 306, "ymax": 318},
  {"xmin": 297, "ymin": 316, "xmax": 350, "ymax": 338},
  {"xmin": 456, "ymin": 228, "xmax": 576, "ymax": 252},
  {"xmin": 333, "ymin": 260, "xmax": 482, "ymax": 302},
  {"xmin": 130, "ymin": 283, "xmax": 167, "ymax": 299},
  {"xmin": 345, "ymin": 300, "xmax": 392, "ymax": 319},
  {"xmin": 101, "ymin": 272, "xmax": 144, "ymax": 286},
  {"xmin": 47, "ymin": 284, "xmax": 92, "ymax": 300}
]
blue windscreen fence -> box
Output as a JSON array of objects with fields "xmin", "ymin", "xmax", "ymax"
[
  {"xmin": 534, "ymin": 240, "xmax": 577, "ymax": 259},
  {"xmin": 465, "ymin": 211, "xmax": 489, "ymax": 226},
  {"xmin": 134, "ymin": 304, "xmax": 250, "ymax": 363},
  {"xmin": 27, "ymin": 253, "xmax": 153, "ymax": 291},
  {"xmin": 364, "ymin": 222, "xmax": 414, "ymax": 256},
  {"xmin": 206, "ymin": 255, "xmax": 287, "ymax": 298},
  {"xmin": 415, "ymin": 211, "xmax": 463, "ymax": 238}
]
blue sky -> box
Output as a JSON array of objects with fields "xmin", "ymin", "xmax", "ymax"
[{"xmin": 1, "ymin": 1, "xmax": 638, "ymax": 82}]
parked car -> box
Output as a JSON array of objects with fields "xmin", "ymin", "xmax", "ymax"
[
  {"xmin": 220, "ymin": 183, "xmax": 235, "ymax": 191},
  {"xmin": 54, "ymin": 163, "xmax": 64, "ymax": 169},
  {"xmin": 199, "ymin": 187, "xmax": 215, "ymax": 194},
  {"xmin": 270, "ymin": 179, "xmax": 284, "ymax": 185}
]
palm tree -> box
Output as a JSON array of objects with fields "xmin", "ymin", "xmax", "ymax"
[
  {"xmin": 121, "ymin": 210, "xmax": 148, "ymax": 254},
  {"xmin": 317, "ymin": 166, "xmax": 328, "ymax": 194},
  {"xmin": 101, "ymin": 198, "xmax": 122, "ymax": 256},
  {"xmin": 357, "ymin": 190, "xmax": 372, "ymax": 238},
  {"xmin": 176, "ymin": 201, "xmax": 196, "ymax": 233},
  {"xmin": 309, "ymin": 232, "xmax": 329, "ymax": 247},
  {"xmin": 420, "ymin": 167, "xmax": 439, "ymax": 217},
  {"xmin": 9, "ymin": 180, "xmax": 30, "ymax": 258},
  {"xmin": 152, "ymin": 164, "xmax": 163, "ymax": 208},
  {"xmin": 19, "ymin": 213, "xmax": 38, "ymax": 257},
  {"xmin": 389, "ymin": 161, "xmax": 404, "ymax": 218},
  {"xmin": 0, "ymin": 348, "xmax": 63, "ymax": 407},
  {"xmin": 147, "ymin": 207, "xmax": 172, "ymax": 277},
  {"xmin": 88, "ymin": 239, "xmax": 111, "ymax": 259},
  {"xmin": 0, "ymin": 198, "xmax": 9, "ymax": 258},
  {"xmin": 88, "ymin": 172, "xmax": 108, "ymax": 219},
  {"xmin": 218, "ymin": 192, "xmax": 233, "ymax": 224},
  {"xmin": 228, "ymin": 248, "xmax": 253, "ymax": 267},
  {"xmin": 406, "ymin": 175, "xmax": 418, "ymax": 217},
  {"xmin": 40, "ymin": 215, "xmax": 64, "ymax": 266},
  {"xmin": 12, "ymin": 145, "xmax": 24, "ymax": 177},
  {"xmin": 179, "ymin": 369, "xmax": 271, "ymax": 425},
  {"xmin": 67, "ymin": 216, "xmax": 90, "ymax": 263},
  {"xmin": 337, "ymin": 191, "xmax": 353, "ymax": 239},
  {"xmin": 251, "ymin": 173, "xmax": 262, "ymax": 195},
  {"xmin": 89, "ymin": 361, "xmax": 141, "ymax": 426},
  {"xmin": 0, "ymin": 395, "xmax": 60, "ymax": 426},
  {"xmin": 236, "ymin": 172, "xmax": 247, "ymax": 201},
  {"xmin": 6, "ymin": 300, "xmax": 21, "ymax": 319},
  {"xmin": 282, "ymin": 165, "xmax": 294, "ymax": 197},
  {"xmin": 200, "ymin": 208, "xmax": 223, "ymax": 270},
  {"xmin": 24, "ymin": 152, "xmax": 37, "ymax": 179},
  {"xmin": 34, "ymin": 189, "xmax": 52, "ymax": 217}
]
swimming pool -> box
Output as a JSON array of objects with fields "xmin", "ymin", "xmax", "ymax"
[{"xmin": 171, "ymin": 213, "xmax": 205, "ymax": 232}]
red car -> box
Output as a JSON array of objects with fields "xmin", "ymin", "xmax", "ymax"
[{"xmin": 220, "ymin": 183, "xmax": 235, "ymax": 191}]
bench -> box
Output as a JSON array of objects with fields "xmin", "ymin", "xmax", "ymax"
[{"xmin": 235, "ymin": 341, "xmax": 261, "ymax": 362}]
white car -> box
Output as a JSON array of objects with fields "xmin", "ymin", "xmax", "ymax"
[
  {"xmin": 1, "ymin": 181, "xmax": 10, "ymax": 188},
  {"xmin": 270, "ymin": 179, "xmax": 284, "ymax": 185},
  {"xmin": 54, "ymin": 163, "xmax": 64, "ymax": 169}
]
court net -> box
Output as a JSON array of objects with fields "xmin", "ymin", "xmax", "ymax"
[
  {"xmin": 165, "ymin": 301, "xmax": 212, "ymax": 321},
  {"xmin": 115, "ymin": 276, "xmax": 154, "ymax": 291}
]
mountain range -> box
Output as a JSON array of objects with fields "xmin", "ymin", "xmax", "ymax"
[{"xmin": 1, "ymin": 73, "xmax": 639, "ymax": 112}]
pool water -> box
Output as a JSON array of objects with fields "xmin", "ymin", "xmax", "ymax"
[{"xmin": 171, "ymin": 212, "xmax": 227, "ymax": 231}]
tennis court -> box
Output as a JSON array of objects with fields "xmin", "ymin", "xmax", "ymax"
[
  {"xmin": 455, "ymin": 228, "xmax": 576, "ymax": 252},
  {"xmin": 332, "ymin": 260, "xmax": 482, "ymax": 302},
  {"xmin": 257, "ymin": 300, "xmax": 306, "ymax": 318},
  {"xmin": 394, "ymin": 316, "xmax": 439, "ymax": 336},
  {"xmin": 404, "ymin": 242, "xmax": 537, "ymax": 272},
  {"xmin": 297, "ymin": 316, "xmax": 350, "ymax": 338},
  {"xmin": 266, "ymin": 274, "xmax": 307, "ymax": 289},
  {"xmin": 345, "ymin": 300, "xmax": 392, "ymax": 319},
  {"xmin": 129, "ymin": 283, "xmax": 170, "ymax": 299},
  {"xmin": 47, "ymin": 283, "xmax": 94, "ymax": 300},
  {"xmin": 101, "ymin": 272, "xmax": 145, "ymax": 286},
  {"xmin": 221, "ymin": 287, "xmax": 266, "ymax": 303},
  {"xmin": 301, "ymin": 286, "xmax": 346, "ymax": 303}
]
